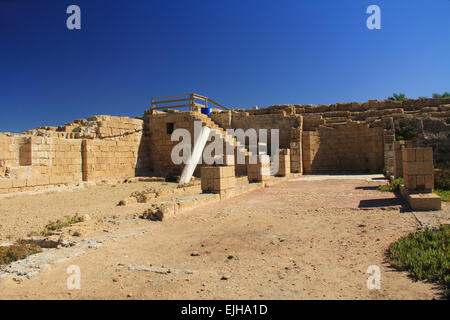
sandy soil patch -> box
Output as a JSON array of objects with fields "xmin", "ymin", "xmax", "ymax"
[{"xmin": 0, "ymin": 181, "xmax": 178, "ymax": 243}]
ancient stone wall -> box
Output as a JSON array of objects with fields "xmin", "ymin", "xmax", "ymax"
[
  {"xmin": 288, "ymin": 98, "xmax": 449, "ymax": 165},
  {"xmin": 393, "ymin": 140, "xmax": 413, "ymax": 179},
  {"xmin": 82, "ymin": 139, "xmax": 140, "ymax": 181},
  {"xmin": 290, "ymin": 127, "xmax": 303, "ymax": 174},
  {"xmin": 402, "ymin": 147, "xmax": 434, "ymax": 191},
  {"xmin": 210, "ymin": 110, "xmax": 301, "ymax": 149},
  {"xmin": 1, "ymin": 97, "xmax": 448, "ymax": 193},
  {"xmin": 0, "ymin": 134, "xmax": 32, "ymax": 167},
  {"xmin": 213, "ymin": 97, "xmax": 448, "ymax": 173},
  {"xmin": 0, "ymin": 137, "xmax": 83, "ymax": 193},
  {"xmin": 0, "ymin": 115, "xmax": 146, "ymax": 194},
  {"xmin": 143, "ymin": 112, "xmax": 199, "ymax": 178},
  {"xmin": 302, "ymin": 122, "xmax": 384, "ymax": 174}
]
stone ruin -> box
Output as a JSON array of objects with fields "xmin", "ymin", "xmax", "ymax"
[{"xmin": 0, "ymin": 95, "xmax": 449, "ymax": 210}]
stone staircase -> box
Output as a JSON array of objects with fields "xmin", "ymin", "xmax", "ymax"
[{"xmin": 191, "ymin": 112, "xmax": 255, "ymax": 176}]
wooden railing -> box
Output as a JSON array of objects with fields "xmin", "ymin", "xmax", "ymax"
[{"xmin": 151, "ymin": 93, "xmax": 231, "ymax": 112}]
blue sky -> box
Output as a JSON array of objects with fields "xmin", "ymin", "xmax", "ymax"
[{"xmin": 1, "ymin": 0, "xmax": 449, "ymax": 133}]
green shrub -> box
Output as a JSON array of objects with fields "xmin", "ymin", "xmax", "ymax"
[
  {"xmin": 435, "ymin": 190, "xmax": 450, "ymax": 202},
  {"xmin": 387, "ymin": 225, "xmax": 450, "ymax": 298},
  {"xmin": 395, "ymin": 126, "xmax": 418, "ymax": 141},
  {"xmin": 41, "ymin": 214, "xmax": 79, "ymax": 236},
  {"xmin": 388, "ymin": 93, "xmax": 406, "ymax": 101},
  {"xmin": 379, "ymin": 178, "xmax": 403, "ymax": 192},
  {"xmin": 432, "ymin": 92, "xmax": 450, "ymax": 99}
]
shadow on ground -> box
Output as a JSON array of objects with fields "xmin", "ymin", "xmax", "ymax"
[
  {"xmin": 358, "ymin": 198, "xmax": 403, "ymax": 208},
  {"xmin": 355, "ymin": 186, "xmax": 379, "ymax": 191}
]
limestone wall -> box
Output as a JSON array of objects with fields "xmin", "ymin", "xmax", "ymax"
[
  {"xmin": 1, "ymin": 97, "xmax": 448, "ymax": 193},
  {"xmin": 213, "ymin": 97, "xmax": 448, "ymax": 172},
  {"xmin": 402, "ymin": 147, "xmax": 434, "ymax": 191},
  {"xmin": 0, "ymin": 115, "xmax": 146, "ymax": 194},
  {"xmin": 0, "ymin": 134, "xmax": 32, "ymax": 167},
  {"xmin": 82, "ymin": 139, "xmax": 140, "ymax": 181},
  {"xmin": 144, "ymin": 112, "xmax": 198, "ymax": 177},
  {"xmin": 302, "ymin": 122, "xmax": 384, "ymax": 173},
  {"xmin": 290, "ymin": 98, "xmax": 449, "ymax": 164},
  {"xmin": 0, "ymin": 137, "xmax": 83, "ymax": 193},
  {"xmin": 211, "ymin": 110, "xmax": 301, "ymax": 149}
]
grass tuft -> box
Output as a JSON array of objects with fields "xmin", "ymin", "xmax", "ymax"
[
  {"xmin": 131, "ymin": 188, "xmax": 158, "ymax": 203},
  {"xmin": 378, "ymin": 178, "xmax": 403, "ymax": 192},
  {"xmin": 41, "ymin": 214, "xmax": 80, "ymax": 236},
  {"xmin": 434, "ymin": 189, "xmax": 450, "ymax": 202}
]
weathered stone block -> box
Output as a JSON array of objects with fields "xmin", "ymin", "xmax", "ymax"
[{"xmin": 201, "ymin": 166, "xmax": 236, "ymax": 193}]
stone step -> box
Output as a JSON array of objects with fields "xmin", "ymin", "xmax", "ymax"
[{"xmin": 194, "ymin": 114, "xmax": 253, "ymax": 157}]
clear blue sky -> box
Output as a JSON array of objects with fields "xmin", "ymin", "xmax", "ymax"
[{"xmin": 1, "ymin": 0, "xmax": 449, "ymax": 133}]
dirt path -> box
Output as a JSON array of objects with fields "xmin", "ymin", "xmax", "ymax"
[{"xmin": 0, "ymin": 176, "xmax": 443, "ymax": 299}]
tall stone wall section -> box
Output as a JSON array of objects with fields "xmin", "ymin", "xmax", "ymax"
[
  {"xmin": 302, "ymin": 122, "xmax": 384, "ymax": 174},
  {"xmin": 210, "ymin": 109, "xmax": 301, "ymax": 149},
  {"xmin": 82, "ymin": 115, "xmax": 147, "ymax": 180},
  {"xmin": 288, "ymin": 98, "xmax": 449, "ymax": 166},
  {"xmin": 144, "ymin": 111, "xmax": 240, "ymax": 178},
  {"xmin": 0, "ymin": 115, "xmax": 146, "ymax": 194},
  {"xmin": 383, "ymin": 129, "xmax": 396, "ymax": 175},
  {"xmin": 0, "ymin": 137, "xmax": 83, "ymax": 193},
  {"xmin": 212, "ymin": 98, "xmax": 448, "ymax": 174},
  {"xmin": 290, "ymin": 127, "xmax": 302, "ymax": 174},
  {"xmin": 402, "ymin": 147, "xmax": 434, "ymax": 191},
  {"xmin": 0, "ymin": 134, "xmax": 32, "ymax": 167},
  {"xmin": 144, "ymin": 112, "xmax": 199, "ymax": 178},
  {"xmin": 393, "ymin": 140, "xmax": 413, "ymax": 179},
  {"xmin": 82, "ymin": 139, "xmax": 140, "ymax": 181}
]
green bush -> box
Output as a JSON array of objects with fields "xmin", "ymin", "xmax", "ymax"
[
  {"xmin": 379, "ymin": 178, "xmax": 403, "ymax": 192},
  {"xmin": 387, "ymin": 225, "xmax": 450, "ymax": 298},
  {"xmin": 41, "ymin": 214, "xmax": 80, "ymax": 236},
  {"xmin": 435, "ymin": 190, "xmax": 450, "ymax": 202},
  {"xmin": 432, "ymin": 92, "xmax": 450, "ymax": 99},
  {"xmin": 395, "ymin": 126, "xmax": 418, "ymax": 141},
  {"xmin": 388, "ymin": 93, "xmax": 406, "ymax": 101}
]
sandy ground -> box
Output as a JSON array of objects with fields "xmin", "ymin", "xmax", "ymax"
[
  {"xmin": 0, "ymin": 175, "xmax": 445, "ymax": 299},
  {"xmin": 0, "ymin": 181, "xmax": 178, "ymax": 243}
]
